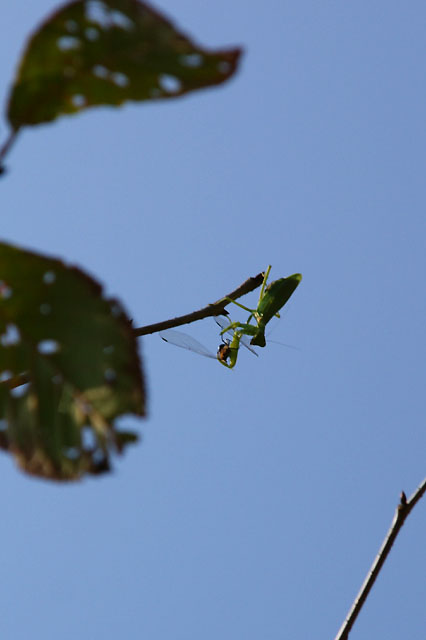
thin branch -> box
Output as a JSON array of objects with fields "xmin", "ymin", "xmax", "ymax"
[
  {"xmin": 0, "ymin": 129, "xmax": 19, "ymax": 171},
  {"xmin": 133, "ymin": 271, "xmax": 265, "ymax": 337},
  {"xmin": 334, "ymin": 478, "xmax": 426, "ymax": 640}
]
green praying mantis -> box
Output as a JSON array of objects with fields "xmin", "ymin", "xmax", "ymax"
[{"xmin": 160, "ymin": 266, "xmax": 302, "ymax": 369}]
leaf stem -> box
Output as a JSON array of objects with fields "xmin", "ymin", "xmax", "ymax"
[
  {"xmin": 334, "ymin": 478, "xmax": 426, "ymax": 640},
  {"xmin": 133, "ymin": 270, "xmax": 265, "ymax": 336},
  {"xmin": 0, "ymin": 129, "xmax": 19, "ymax": 171}
]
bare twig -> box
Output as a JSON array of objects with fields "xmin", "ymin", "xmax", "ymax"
[
  {"xmin": 0, "ymin": 129, "xmax": 19, "ymax": 172},
  {"xmin": 133, "ymin": 271, "xmax": 265, "ymax": 337},
  {"xmin": 334, "ymin": 478, "xmax": 426, "ymax": 640}
]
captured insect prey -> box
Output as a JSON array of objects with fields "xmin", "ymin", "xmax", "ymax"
[
  {"xmin": 159, "ymin": 315, "xmax": 260, "ymax": 368},
  {"xmin": 160, "ymin": 266, "xmax": 302, "ymax": 369},
  {"xmin": 217, "ymin": 341, "xmax": 231, "ymax": 365}
]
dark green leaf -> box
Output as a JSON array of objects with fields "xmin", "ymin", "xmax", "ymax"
[
  {"xmin": 0, "ymin": 242, "xmax": 145, "ymax": 481},
  {"xmin": 7, "ymin": 0, "xmax": 242, "ymax": 129}
]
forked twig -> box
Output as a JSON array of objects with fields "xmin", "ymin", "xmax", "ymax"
[
  {"xmin": 334, "ymin": 478, "xmax": 426, "ymax": 640},
  {"xmin": 133, "ymin": 271, "xmax": 265, "ymax": 337}
]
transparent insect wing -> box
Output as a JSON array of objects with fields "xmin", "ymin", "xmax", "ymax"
[
  {"xmin": 214, "ymin": 316, "xmax": 258, "ymax": 357},
  {"xmin": 214, "ymin": 315, "xmax": 231, "ymax": 333},
  {"xmin": 160, "ymin": 329, "xmax": 217, "ymax": 359}
]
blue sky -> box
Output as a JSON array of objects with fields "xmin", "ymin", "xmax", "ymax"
[{"xmin": 1, "ymin": 1, "xmax": 425, "ymax": 639}]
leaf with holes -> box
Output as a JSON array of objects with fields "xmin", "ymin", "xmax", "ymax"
[
  {"xmin": 0, "ymin": 242, "xmax": 145, "ymax": 481},
  {"xmin": 7, "ymin": 0, "xmax": 242, "ymax": 129}
]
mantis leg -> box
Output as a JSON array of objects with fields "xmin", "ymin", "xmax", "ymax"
[
  {"xmin": 224, "ymin": 297, "xmax": 256, "ymax": 314},
  {"xmin": 219, "ymin": 321, "xmax": 258, "ymax": 338},
  {"xmin": 225, "ymin": 265, "xmax": 272, "ymax": 323},
  {"xmin": 258, "ymin": 265, "xmax": 271, "ymax": 302}
]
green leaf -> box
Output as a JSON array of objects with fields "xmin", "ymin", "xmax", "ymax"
[
  {"xmin": 0, "ymin": 242, "xmax": 145, "ymax": 481},
  {"xmin": 7, "ymin": 0, "xmax": 242, "ymax": 129}
]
